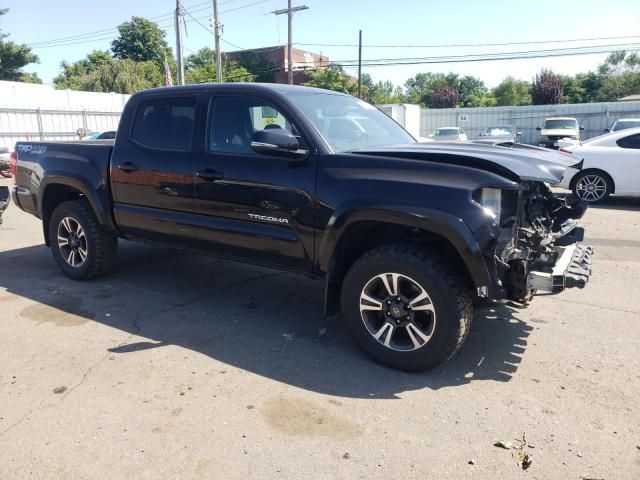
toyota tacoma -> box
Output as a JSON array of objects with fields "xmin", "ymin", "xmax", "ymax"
[{"xmin": 8, "ymin": 84, "xmax": 593, "ymax": 371}]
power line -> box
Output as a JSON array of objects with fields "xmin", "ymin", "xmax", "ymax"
[
  {"xmin": 294, "ymin": 34, "xmax": 640, "ymax": 49},
  {"xmin": 24, "ymin": 0, "xmax": 244, "ymax": 48},
  {"xmin": 322, "ymin": 44, "xmax": 640, "ymax": 68}
]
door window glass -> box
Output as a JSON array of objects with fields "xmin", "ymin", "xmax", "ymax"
[
  {"xmin": 209, "ymin": 96, "xmax": 297, "ymax": 154},
  {"xmin": 131, "ymin": 97, "xmax": 196, "ymax": 151}
]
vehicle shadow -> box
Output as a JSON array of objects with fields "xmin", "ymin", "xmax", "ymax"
[
  {"xmin": 0, "ymin": 242, "xmax": 534, "ymax": 399},
  {"xmin": 588, "ymin": 196, "xmax": 640, "ymax": 211}
]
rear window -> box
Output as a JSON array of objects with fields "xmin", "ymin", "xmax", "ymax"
[{"xmin": 131, "ymin": 96, "xmax": 196, "ymax": 151}]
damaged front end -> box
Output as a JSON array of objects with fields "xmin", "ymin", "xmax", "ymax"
[{"xmin": 488, "ymin": 182, "xmax": 593, "ymax": 302}]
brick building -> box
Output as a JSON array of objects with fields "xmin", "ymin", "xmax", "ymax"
[{"xmin": 226, "ymin": 46, "xmax": 329, "ymax": 85}]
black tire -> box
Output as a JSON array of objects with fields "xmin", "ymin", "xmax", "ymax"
[
  {"xmin": 48, "ymin": 199, "xmax": 117, "ymax": 280},
  {"xmin": 340, "ymin": 244, "xmax": 473, "ymax": 372},
  {"xmin": 0, "ymin": 168, "xmax": 11, "ymax": 178},
  {"xmin": 571, "ymin": 170, "xmax": 612, "ymax": 204}
]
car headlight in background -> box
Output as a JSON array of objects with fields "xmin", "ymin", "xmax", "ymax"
[{"xmin": 473, "ymin": 188, "xmax": 502, "ymax": 224}]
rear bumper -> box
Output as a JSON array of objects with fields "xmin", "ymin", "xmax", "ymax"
[{"xmin": 527, "ymin": 243, "xmax": 593, "ymax": 293}]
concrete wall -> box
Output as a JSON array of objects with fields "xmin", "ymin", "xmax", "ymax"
[
  {"xmin": 419, "ymin": 101, "xmax": 640, "ymax": 144},
  {"xmin": 0, "ymin": 81, "xmax": 129, "ymax": 149}
]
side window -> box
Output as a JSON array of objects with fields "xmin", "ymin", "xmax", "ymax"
[
  {"xmin": 131, "ymin": 96, "xmax": 196, "ymax": 151},
  {"xmin": 616, "ymin": 134, "xmax": 640, "ymax": 149},
  {"xmin": 209, "ymin": 96, "xmax": 298, "ymax": 154}
]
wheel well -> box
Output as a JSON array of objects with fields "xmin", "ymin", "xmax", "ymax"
[
  {"xmin": 325, "ymin": 221, "xmax": 472, "ymax": 316},
  {"xmin": 571, "ymin": 168, "xmax": 615, "ymax": 193},
  {"xmin": 41, "ymin": 184, "xmax": 84, "ymax": 246}
]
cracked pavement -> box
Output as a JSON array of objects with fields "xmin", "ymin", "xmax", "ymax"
[{"xmin": 1, "ymin": 177, "xmax": 639, "ymax": 479}]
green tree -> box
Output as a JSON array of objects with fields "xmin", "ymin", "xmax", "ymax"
[
  {"xmin": 54, "ymin": 50, "xmax": 113, "ymax": 90},
  {"xmin": 404, "ymin": 72, "xmax": 449, "ymax": 106},
  {"xmin": 0, "ymin": 8, "xmax": 41, "ymax": 82},
  {"xmin": 532, "ymin": 69, "xmax": 565, "ymax": 105},
  {"xmin": 184, "ymin": 47, "xmax": 254, "ymax": 84},
  {"xmin": 79, "ymin": 59, "xmax": 164, "ymax": 94},
  {"xmin": 111, "ymin": 16, "xmax": 172, "ymax": 67},
  {"xmin": 492, "ymin": 76, "xmax": 531, "ymax": 106},
  {"xmin": 596, "ymin": 51, "xmax": 640, "ymax": 101},
  {"xmin": 456, "ymin": 75, "xmax": 494, "ymax": 107},
  {"xmin": 303, "ymin": 64, "xmax": 358, "ymax": 94},
  {"xmin": 368, "ymin": 79, "xmax": 404, "ymax": 104}
]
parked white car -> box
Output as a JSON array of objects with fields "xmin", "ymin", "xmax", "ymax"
[
  {"xmin": 430, "ymin": 127, "xmax": 468, "ymax": 141},
  {"xmin": 557, "ymin": 127, "xmax": 640, "ymax": 203},
  {"xmin": 605, "ymin": 118, "xmax": 640, "ymax": 133}
]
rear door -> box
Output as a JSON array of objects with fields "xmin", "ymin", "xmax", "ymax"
[
  {"xmin": 111, "ymin": 93, "xmax": 199, "ymax": 245},
  {"xmin": 191, "ymin": 93, "xmax": 317, "ymax": 271}
]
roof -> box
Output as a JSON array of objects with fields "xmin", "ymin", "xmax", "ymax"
[
  {"xmin": 133, "ymin": 82, "xmax": 347, "ymax": 97},
  {"xmin": 619, "ymin": 94, "xmax": 640, "ymax": 101},
  {"xmin": 544, "ymin": 116, "xmax": 578, "ymax": 120}
]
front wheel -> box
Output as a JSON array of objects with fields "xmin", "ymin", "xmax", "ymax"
[
  {"xmin": 340, "ymin": 244, "xmax": 473, "ymax": 372},
  {"xmin": 48, "ymin": 199, "xmax": 118, "ymax": 280},
  {"xmin": 572, "ymin": 170, "xmax": 612, "ymax": 203}
]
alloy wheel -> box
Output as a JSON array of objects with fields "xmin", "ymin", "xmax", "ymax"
[
  {"xmin": 359, "ymin": 272, "xmax": 437, "ymax": 352},
  {"xmin": 57, "ymin": 217, "xmax": 88, "ymax": 268},
  {"xmin": 575, "ymin": 174, "xmax": 607, "ymax": 202}
]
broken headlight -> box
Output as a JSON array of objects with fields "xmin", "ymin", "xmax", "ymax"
[{"xmin": 473, "ymin": 188, "xmax": 502, "ymax": 224}]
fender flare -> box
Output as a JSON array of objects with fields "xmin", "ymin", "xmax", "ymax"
[
  {"xmin": 38, "ymin": 174, "xmax": 118, "ymax": 236},
  {"xmin": 318, "ymin": 202, "xmax": 491, "ymax": 288}
]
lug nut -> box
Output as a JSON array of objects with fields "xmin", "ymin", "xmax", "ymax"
[
  {"xmin": 396, "ymin": 297, "xmax": 401, "ymax": 301},
  {"xmin": 386, "ymin": 312, "xmax": 390, "ymax": 316},
  {"xmin": 387, "ymin": 300, "xmax": 391, "ymax": 304}
]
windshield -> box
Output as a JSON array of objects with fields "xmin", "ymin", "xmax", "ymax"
[
  {"xmin": 543, "ymin": 119, "xmax": 578, "ymax": 129},
  {"xmin": 484, "ymin": 126, "xmax": 513, "ymax": 136},
  {"xmin": 287, "ymin": 93, "xmax": 415, "ymax": 152},
  {"xmin": 612, "ymin": 120, "xmax": 640, "ymax": 131},
  {"xmin": 435, "ymin": 128, "xmax": 460, "ymax": 137}
]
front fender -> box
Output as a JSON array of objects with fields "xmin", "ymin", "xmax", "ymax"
[{"xmin": 318, "ymin": 201, "xmax": 491, "ymax": 287}]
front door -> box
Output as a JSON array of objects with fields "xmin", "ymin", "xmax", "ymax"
[{"xmin": 192, "ymin": 94, "xmax": 317, "ymax": 271}]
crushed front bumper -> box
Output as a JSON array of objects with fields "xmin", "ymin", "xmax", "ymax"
[{"xmin": 527, "ymin": 243, "xmax": 593, "ymax": 293}]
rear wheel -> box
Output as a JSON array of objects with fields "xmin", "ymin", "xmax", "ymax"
[
  {"xmin": 572, "ymin": 170, "xmax": 612, "ymax": 203},
  {"xmin": 340, "ymin": 244, "xmax": 473, "ymax": 372},
  {"xmin": 48, "ymin": 199, "xmax": 117, "ymax": 280}
]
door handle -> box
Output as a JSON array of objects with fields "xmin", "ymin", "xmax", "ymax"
[
  {"xmin": 117, "ymin": 162, "xmax": 139, "ymax": 173},
  {"xmin": 196, "ymin": 168, "xmax": 224, "ymax": 181}
]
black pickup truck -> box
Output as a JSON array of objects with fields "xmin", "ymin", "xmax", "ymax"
[{"xmin": 9, "ymin": 83, "xmax": 592, "ymax": 371}]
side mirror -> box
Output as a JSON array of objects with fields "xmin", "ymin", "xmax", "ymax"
[
  {"xmin": 251, "ymin": 129, "xmax": 308, "ymax": 160},
  {"xmin": 516, "ymin": 131, "xmax": 522, "ymax": 136},
  {"xmin": 579, "ymin": 125, "xmax": 585, "ymax": 131},
  {"xmin": 536, "ymin": 126, "xmax": 541, "ymax": 131},
  {"xmin": 604, "ymin": 128, "xmax": 611, "ymax": 133}
]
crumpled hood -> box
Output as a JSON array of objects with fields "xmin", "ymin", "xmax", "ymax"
[
  {"xmin": 541, "ymin": 128, "xmax": 579, "ymax": 137},
  {"xmin": 352, "ymin": 142, "xmax": 580, "ymax": 184}
]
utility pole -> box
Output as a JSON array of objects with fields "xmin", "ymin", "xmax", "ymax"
[
  {"xmin": 271, "ymin": 1, "xmax": 309, "ymax": 84},
  {"xmin": 212, "ymin": 0, "xmax": 223, "ymax": 83},
  {"xmin": 357, "ymin": 30, "xmax": 362, "ymax": 98},
  {"xmin": 175, "ymin": 0, "xmax": 185, "ymax": 85}
]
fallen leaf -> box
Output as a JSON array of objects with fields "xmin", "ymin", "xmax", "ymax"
[{"xmin": 53, "ymin": 386, "xmax": 67, "ymax": 394}]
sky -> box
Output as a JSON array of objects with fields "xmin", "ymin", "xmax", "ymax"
[{"xmin": 2, "ymin": 0, "xmax": 640, "ymax": 88}]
